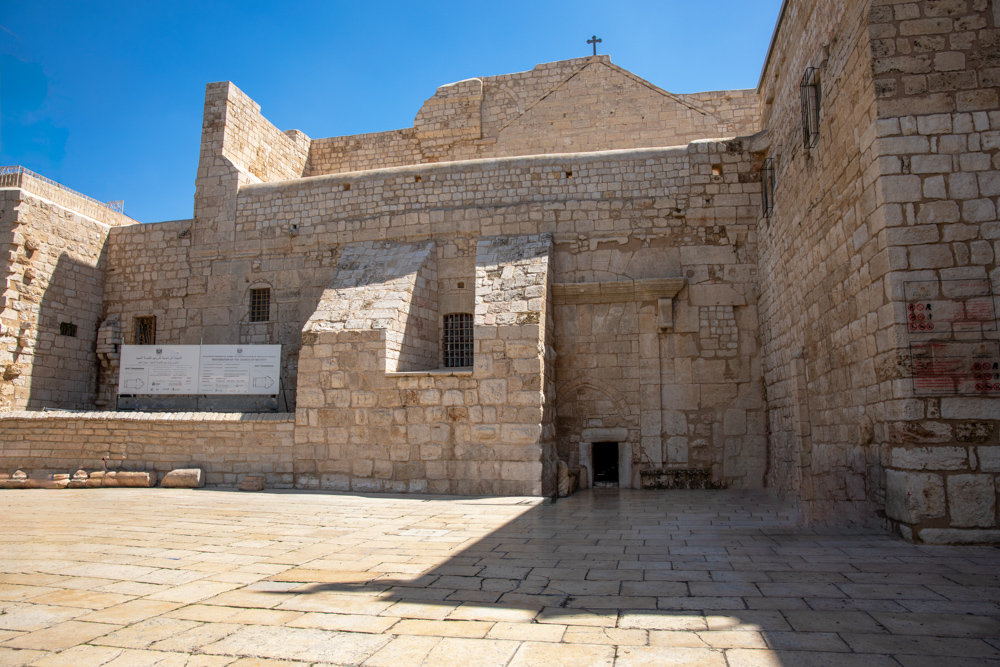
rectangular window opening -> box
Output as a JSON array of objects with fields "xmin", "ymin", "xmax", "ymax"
[
  {"xmin": 249, "ymin": 288, "xmax": 271, "ymax": 323},
  {"xmin": 59, "ymin": 322, "xmax": 77, "ymax": 337},
  {"xmin": 133, "ymin": 316, "xmax": 155, "ymax": 345},
  {"xmin": 800, "ymin": 66, "xmax": 821, "ymax": 149},
  {"xmin": 443, "ymin": 313, "xmax": 474, "ymax": 368}
]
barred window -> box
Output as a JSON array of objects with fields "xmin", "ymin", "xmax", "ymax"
[
  {"xmin": 59, "ymin": 322, "xmax": 77, "ymax": 337},
  {"xmin": 133, "ymin": 316, "xmax": 155, "ymax": 345},
  {"xmin": 443, "ymin": 313, "xmax": 474, "ymax": 368},
  {"xmin": 800, "ymin": 66, "xmax": 821, "ymax": 149},
  {"xmin": 249, "ymin": 288, "xmax": 270, "ymax": 323},
  {"xmin": 761, "ymin": 157, "xmax": 776, "ymax": 219}
]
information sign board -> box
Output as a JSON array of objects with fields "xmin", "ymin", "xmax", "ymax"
[
  {"xmin": 118, "ymin": 345, "xmax": 281, "ymax": 395},
  {"xmin": 198, "ymin": 345, "xmax": 281, "ymax": 394},
  {"xmin": 119, "ymin": 346, "xmax": 201, "ymax": 395}
]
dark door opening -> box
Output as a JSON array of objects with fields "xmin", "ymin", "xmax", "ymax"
[{"xmin": 592, "ymin": 442, "xmax": 619, "ymax": 486}]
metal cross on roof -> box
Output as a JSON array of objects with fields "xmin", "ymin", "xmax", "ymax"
[{"xmin": 587, "ymin": 35, "xmax": 602, "ymax": 56}]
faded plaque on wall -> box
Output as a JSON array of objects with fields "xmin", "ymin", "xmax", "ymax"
[
  {"xmin": 118, "ymin": 345, "xmax": 280, "ymax": 395},
  {"xmin": 910, "ymin": 340, "xmax": 1000, "ymax": 395},
  {"xmin": 904, "ymin": 279, "xmax": 997, "ymax": 335},
  {"xmin": 198, "ymin": 345, "xmax": 280, "ymax": 394},
  {"xmin": 119, "ymin": 346, "xmax": 200, "ymax": 394}
]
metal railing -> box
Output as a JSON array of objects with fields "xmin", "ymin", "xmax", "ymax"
[{"xmin": 0, "ymin": 165, "xmax": 125, "ymax": 214}]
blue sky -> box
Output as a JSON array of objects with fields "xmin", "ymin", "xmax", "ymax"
[{"xmin": 2, "ymin": 1, "xmax": 783, "ymax": 222}]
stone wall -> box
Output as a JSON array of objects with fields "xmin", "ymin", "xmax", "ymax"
[
  {"xmin": 0, "ymin": 411, "xmax": 295, "ymax": 487},
  {"xmin": 756, "ymin": 0, "xmax": 884, "ymax": 526},
  {"xmin": 293, "ymin": 234, "xmax": 554, "ymax": 496},
  {"xmin": 865, "ymin": 0, "xmax": 1000, "ymax": 541},
  {"xmin": 304, "ymin": 57, "xmax": 760, "ymax": 176},
  {"xmin": 0, "ymin": 190, "xmax": 111, "ymax": 411}
]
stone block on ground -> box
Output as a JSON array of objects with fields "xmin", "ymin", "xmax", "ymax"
[
  {"xmin": 885, "ymin": 470, "xmax": 946, "ymax": 524},
  {"xmin": 116, "ymin": 471, "xmax": 158, "ymax": 488},
  {"xmin": 238, "ymin": 475, "xmax": 265, "ymax": 492},
  {"xmin": 162, "ymin": 468, "xmax": 206, "ymax": 488}
]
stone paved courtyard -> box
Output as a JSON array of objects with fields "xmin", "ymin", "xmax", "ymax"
[{"xmin": 0, "ymin": 489, "xmax": 998, "ymax": 666}]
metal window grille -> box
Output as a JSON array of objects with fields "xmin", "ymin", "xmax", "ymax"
[
  {"xmin": 761, "ymin": 157, "xmax": 776, "ymax": 218},
  {"xmin": 800, "ymin": 67, "xmax": 821, "ymax": 149},
  {"xmin": 249, "ymin": 288, "xmax": 270, "ymax": 323},
  {"xmin": 59, "ymin": 322, "xmax": 77, "ymax": 337},
  {"xmin": 443, "ymin": 313, "xmax": 474, "ymax": 368},
  {"xmin": 133, "ymin": 316, "xmax": 155, "ymax": 345}
]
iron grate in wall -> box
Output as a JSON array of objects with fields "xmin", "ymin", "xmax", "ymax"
[
  {"xmin": 761, "ymin": 157, "xmax": 776, "ymax": 218},
  {"xmin": 133, "ymin": 316, "xmax": 155, "ymax": 345},
  {"xmin": 249, "ymin": 288, "xmax": 271, "ymax": 323},
  {"xmin": 443, "ymin": 313, "xmax": 474, "ymax": 368},
  {"xmin": 800, "ymin": 66, "xmax": 821, "ymax": 149}
]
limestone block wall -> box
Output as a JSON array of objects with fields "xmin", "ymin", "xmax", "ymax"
[
  {"xmin": 305, "ymin": 129, "xmax": 421, "ymax": 177},
  {"xmin": 305, "ymin": 240, "xmax": 439, "ymax": 373},
  {"xmin": 0, "ymin": 411, "xmax": 295, "ymax": 487},
  {"xmin": 293, "ymin": 234, "xmax": 553, "ymax": 495},
  {"xmin": 193, "ymin": 81, "xmax": 310, "ymax": 248},
  {"xmin": 756, "ymin": 0, "xmax": 885, "ymax": 527},
  {"xmin": 0, "ymin": 190, "xmax": 111, "ymax": 411},
  {"xmin": 303, "ymin": 57, "xmax": 760, "ymax": 177},
  {"xmin": 551, "ymin": 145, "xmax": 765, "ymax": 489},
  {"xmin": 863, "ymin": 0, "xmax": 1000, "ymax": 542},
  {"xmin": 104, "ymin": 145, "xmax": 763, "ymax": 414}
]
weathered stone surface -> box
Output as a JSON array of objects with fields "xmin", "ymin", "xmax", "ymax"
[
  {"xmin": 890, "ymin": 446, "xmax": 968, "ymax": 470},
  {"xmin": 980, "ymin": 447, "xmax": 1000, "ymax": 473},
  {"xmin": 885, "ymin": 470, "xmax": 946, "ymax": 523},
  {"xmin": 947, "ymin": 474, "xmax": 997, "ymax": 528},
  {"xmin": 3, "ymin": 0, "xmax": 1000, "ymax": 540},
  {"xmin": 238, "ymin": 475, "xmax": 265, "ymax": 492},
  {"xmin": 161, "ymin": 469, "xmax": 206, "ymax": 489}
]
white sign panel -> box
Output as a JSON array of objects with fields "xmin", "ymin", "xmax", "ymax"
[
  {"xmin": 198, "ymin": 345, "xmax": 281, "ymax": 395},
  {"xmin": 119, "ymin": 345, "xmax": 200, "ymax": 395},
  {"xmin": 118, "ymin": 345, "xmax": 281, "ymax": 395}
]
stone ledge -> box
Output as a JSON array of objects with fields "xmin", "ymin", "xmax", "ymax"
[
  {"xmin": 0, "ymin": 411, "xmax": 295, "ymax": 422},
  {"xmin": 385, "ymin": 368, "xmax": 474, "ymax": 377}
]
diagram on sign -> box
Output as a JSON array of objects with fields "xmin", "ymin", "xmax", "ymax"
[
  {"xmin": 198, "ymin": 346, "xmax": 280, "ymax": 395},
  {"xmin": 904, "ymin": 279, "xmax": 997, "ymax": 335},
  {"xmin": 118, "ymin": 346, "xmax": 200, "ymax": 395},
  {"xmin": 910, "ymin": 340, "xmax": 1000, "ymax": 395}
]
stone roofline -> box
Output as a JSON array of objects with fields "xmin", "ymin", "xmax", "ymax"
[
  {"xmin": 239, "ymin": 139, "xmax": 740, "ymax": 196},
  {"xmin": 0, "ymin": 168, "xmax": 141, "ymax": 227}
]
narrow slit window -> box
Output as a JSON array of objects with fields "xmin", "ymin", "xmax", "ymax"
[
  {"xmin": 249, "ymin": 288, "xmax": 271, "ymax": 323},
  {"xmin": 762, "ymin": 157, "xmax": 776, "ymax": 219},
  {"xmin": 133, "ymin": 316, "xmax": 155, "ymax": 345},
  {"xmin": 443, "ymin": 313, "xmax": 474, "ymax": 368},
  {"xmin": 800, "ymin": 66, "xmax": 821, "ymax": 149}
]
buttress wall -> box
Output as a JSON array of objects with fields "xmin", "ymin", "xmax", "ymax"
[
  {"xmin": 756, "ymin": 0, "xmax": 885, "ymax": 527},
  {"xmin": 1, "ymin": 190, "xmax": 110, "ymax": 411}
]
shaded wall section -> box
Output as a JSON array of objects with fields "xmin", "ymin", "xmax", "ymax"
[{"xmin": 1, "ymin": 189, "xmax": 110, "ymax": 410}]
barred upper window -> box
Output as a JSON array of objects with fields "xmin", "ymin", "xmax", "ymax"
[
  {"xmin": 443, "ymin": 313, "xmax": 474, "ymax": 368},
  {"xmin": 249, "ymin": 288, "xmax": 270, "ymax": 323},
  {"xmin": 800, "ymin": 66, "xmax": 821, "ymax": 149},
  {"xmin": 761, "ymin": 157, "xmax": 776, "ymax": 219},
  {"xmin": 133, "ymin": 316, "xmax": 155, "ymax": 345}
]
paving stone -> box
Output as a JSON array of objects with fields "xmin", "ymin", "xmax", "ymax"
[
  {"xmin": 0, "ymin": 489, "xmax": 998, "ymax": 665},
  {"xmin": 1, "ymin": 620, "xmax": 119, "ymax": 651},
  {"xmin": 616, "ymin": 645, "xmax": 727, "ymax": 666},
  {"xmin": 507, "ymin": 640, "xmax": 615, "ymax": 667}
]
